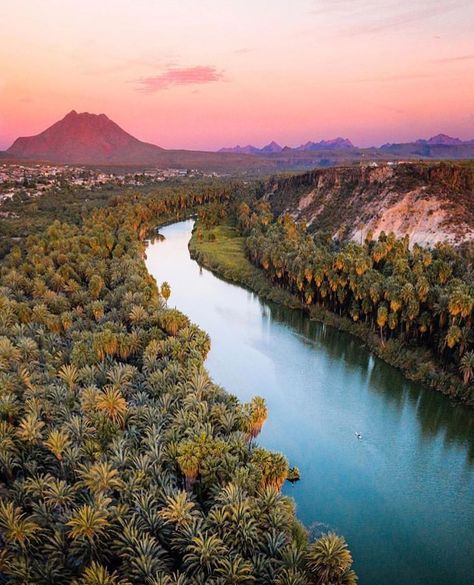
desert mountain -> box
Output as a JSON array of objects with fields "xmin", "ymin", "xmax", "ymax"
[
  {"xmin": 219, "ymin": 138, "xmax": 353, "ymax": 154},
  {"xmin": 7, "ymin": 110, "xmax": 167, "ymax": 164},
  {"xmin": 416, "ymin": 134, "xmax": 466, "ymax": 146},
  {"xmin": 380, "ymin": 134, "xmax": 474, "ymax": 158},
  {"xmin": 260, "ymin": 141, "xmax": 283, "ymax": 153},
  {"xmin": 295, "ymin": 138, "xmax": 354, "ymax": 151},
  {"xmin": 219, "ymin": 142, "xmax": 283, "ymax": 154},
  {"xmin": 5, "ymin": 111, "xmax": 277, "ymax": 170},
  {"xmin": 219, "ymin": 144, "xmax": 262, "ymax": 154}
]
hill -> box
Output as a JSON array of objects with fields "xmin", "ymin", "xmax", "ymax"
[
  {"xmin": 5, "ymin": 111, "xmax": 274, "ymax": 171},
  {"xmin": 264, "ymin": 162, "xmax": 474, "ymax": 247},
  {"xmin": 7, "ymin": 110, "xmax": 167, "ymax": 164}
]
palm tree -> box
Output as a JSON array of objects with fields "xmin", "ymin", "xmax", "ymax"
[
  {"xmin": 58, "ymin": 363, "xmax": 79, "ymax": 391},
  {"xmin": 128, "ymin": 304, "xmax": 148, "ymax": 325},
  {"xmin": 88, "ymin": 275, "xmax": 105, "ymax": 300},
  {"xmin": 72, "ymin": 561, "xmax": 131, "ymax": 585},
  {"xmin": 106, "ymin": 363, "xmax": 136, "ymax": 389},
  {"xmin": 183, "ymin": 534, "xmax": 227, "ymax": 577},
  {"xmin": 66, "ymin": 504, "xmax": 110, "ymax": 542},
  {"xmin": 16, "ymin": 414, "xmax": 45, "ymax": 445},
  {"xmin": 0, "ymin": 391, "xmax": 19, "ymax": 423},
  {"xmin": 44, "ymin": 429, "xmax": 71, "ymax": 460},
  {"xmin": 305, "ymin": 532, "xmax": 356, "ymax": 585},
  {"xmin": 275, "ymin": 568, "xmax": 308, "ymax": 585},
  {"xmin": 0, "ymin": 500, "xmax": 40, "ymax": 545},
  {"xmin": 445, "ymin": 325, "xmax": 462, "ymax": 349},
  {"xmin": 159, "ymin": 491, "xmax": 198, "ymax": 528},
  {"xmin": 177, "ymin": 448, "xmax": 200, "ymax": 490},
  {"xmin": 79, "ymin": 461, "xmax": 123, "ymax": 495},
  {"xmin": 96, "ymin": 387, "xmax": 127, "ymax": 426},
  {"xmin": 216, "ymin": 556, "xmax": 255, "ymax": 584},
  {"xmin": 90, "ymin": 301, "xmax": 105, "ymax": 321},
  {"xmin": 44, "ymin": 478, "xmax": 76, "ymax": 511},
  {"xmin": 161, "ymin": 282, "xmax": 171, "ymax": 304},
  {"xmin": 16, "ymin": 336, "xmax": 39, "ymax": 362},
  {"xmin": 0, "ymin": 336, "xmax": 21, "ymax": 365},
  {"xmin": 247, "ymin": 396, "xmax": 268, "ymax": 439},
  {"xmin": 459, "ymin": 351, "xmax": 474, "ymax": 385},
  {"xmin": 376, "ymin": 305, "xmax": 388, "ymax": 344},
  {"xmin": 251, "ymin": 448, "xmax": 288, "ymax": 490}
]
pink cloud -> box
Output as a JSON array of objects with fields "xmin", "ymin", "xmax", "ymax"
[{"xmin": 136, "ymin": 66, "xmax": 225, "ymax": 92}]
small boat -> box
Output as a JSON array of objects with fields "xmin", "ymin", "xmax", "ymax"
[{"xmin": 355, "ymin": 432, "xmax": 362, "ymax": 439}]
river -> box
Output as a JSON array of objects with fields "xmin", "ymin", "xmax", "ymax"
[{"xmin": 145, "ymin": 219, "xmax": 474, "ymax": 585}]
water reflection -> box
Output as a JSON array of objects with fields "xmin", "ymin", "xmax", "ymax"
[{"xmin": 264, "ymin": 295, "xmax": 474, "ymax": 458}]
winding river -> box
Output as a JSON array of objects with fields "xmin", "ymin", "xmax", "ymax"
[{"xmin": 146, "ymin": 220, "xmax": 474, "ymax": 585}]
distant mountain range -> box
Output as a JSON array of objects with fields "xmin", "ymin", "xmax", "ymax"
[
  {"xmin": 416, "ymin": 134, "xmax": 474, "ymax": 146},
  {"xmin": 220, "ymin": 134, "xmax": 474, "ymax": 154},
  {"xmin": 2, "ymin": 111, "xmax": 474, "ymax": 170},
  {"xmin": 219, "ymin": 137, "xmax": 354, "ymax": 154},
  {"xmin": 295, "ymin": 138, "xmax": 354, "ymax": 151},
  {"xmin": 379, "ymin": 135, "xmax": 474, "ymax": 158}
]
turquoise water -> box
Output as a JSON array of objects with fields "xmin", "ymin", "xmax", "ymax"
[{"xmin": 146, "ymin": 220, "xmax": 474, "ymax": 585}]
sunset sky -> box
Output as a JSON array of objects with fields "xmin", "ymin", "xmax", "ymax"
[{"xmin": 1, "ymin": 0, "xmax": 473, "ymax": 150}]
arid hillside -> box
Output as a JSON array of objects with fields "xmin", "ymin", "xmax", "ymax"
[{"xmin": 265, "ymin": 162, "xmax": 474, "ymax": 247}]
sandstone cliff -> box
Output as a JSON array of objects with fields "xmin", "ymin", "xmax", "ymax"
[{"xmin": 265, "ymin": 162, "xmax": 474, "ymax": 247}]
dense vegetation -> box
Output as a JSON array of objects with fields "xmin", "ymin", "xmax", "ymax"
[
  {"xmin": 0, "ymin": 178, "xmax": 239, "ymax": 260},
  {"xmin": 0, "ymin": 185, "xmax": 357, "ymax": 584},
  {"xmin": 234, "ymin": 201, "xmax": 474, "ymax": 404}
]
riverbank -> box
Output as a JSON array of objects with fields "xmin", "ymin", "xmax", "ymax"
[
  {"xmin": 189, "ymin": 221, "xmax": 473, "ymax": 407},
  {"xmin": 189, "ymin": 223, "xmax": 301, "ymax": 307},
  {"xmin": 151, "ymin": 219, "xmax": 474, "ymax": 585}
]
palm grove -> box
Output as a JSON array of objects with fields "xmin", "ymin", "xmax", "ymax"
[
  {"xmin": 0, "ymin": 184, "xmax": 356, "ymax": 585},
  {"xmin": 236, "ymin": 200, "xmax": 474, "ymax": 404}
]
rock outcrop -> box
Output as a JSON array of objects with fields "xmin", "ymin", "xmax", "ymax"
[{"xmin": 265, "ymin": 162, "xmax": 474, "ymax": 247}]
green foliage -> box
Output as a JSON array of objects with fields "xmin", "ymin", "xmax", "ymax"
[
  {"xmin": 0, "ymin": 185, "xmax": 350, "ymax": 583},
  {"xmin": 189, "ymin": 223, "xmax": 300, "ymax": 308},
  {"xmin": 235, "ymin": 203, "xmax": 474, "ymax": 404},
  {"xmin": 191, "ymin": 206, "xmax": 474, "ymax": 405},
  {"xmin": 305, "ymin": 533, "xmax": 356, "ymax": 585}
]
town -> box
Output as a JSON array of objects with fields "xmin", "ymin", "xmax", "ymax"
[{"xmin": 0, "ymin": 162, "xmax": 217, "ymax": 202}]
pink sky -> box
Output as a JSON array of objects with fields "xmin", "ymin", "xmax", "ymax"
[{"xmin": 0, "ymin": 0, "xmax": 473, "ymax": 150}]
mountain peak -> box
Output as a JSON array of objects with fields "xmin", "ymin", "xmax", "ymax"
[
  {"xmin": 261, "ymin": 141, "xmax": 283, "ymax": 153},
  {"xmin": 416, "ymin": 134, "xmax": 463, "ymax": 146},
  {"xmin": 296, "ymin": 137, "xmax": 354, "ymax": 151},
  {"xmin": 218, "ymin": 144, "xmax": 261, "ymax": 154},
  {"xmin": 7, "ymin": 110, "xmax": 164, "ymax": 164}
]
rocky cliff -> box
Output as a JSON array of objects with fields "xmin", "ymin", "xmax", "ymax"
[{"xmin": 265, "ymin": 162, "xmax": 474, "ymax": 247}]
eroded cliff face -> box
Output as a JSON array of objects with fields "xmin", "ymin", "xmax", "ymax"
[{"xmin": 265, "ymin": 162, "xmax": 474, "ymax": 247}]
